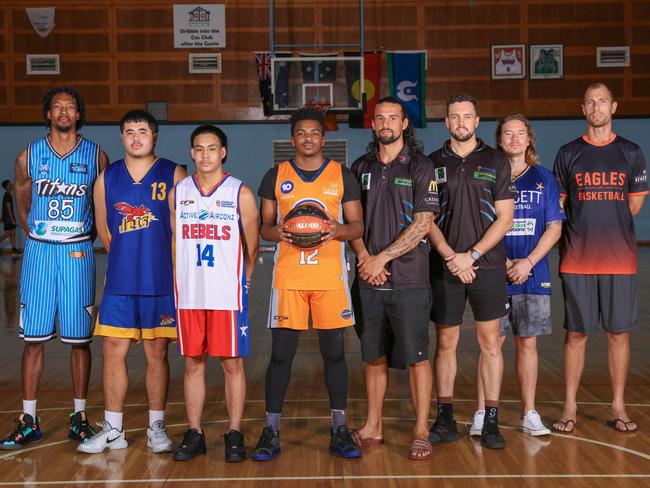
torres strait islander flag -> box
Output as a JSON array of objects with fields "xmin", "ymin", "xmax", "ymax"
[{"xmin": 387, "ymin": 51, "xmax": 427, "ymax": 128}]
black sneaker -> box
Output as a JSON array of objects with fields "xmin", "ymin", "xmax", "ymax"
[
  {"xmin": 68, "ymin": 411, "xmax": 95, "ymax": 443},
  {"xmin": 481, "ymin": 421, "xmax": 506, "ymax": 449},
  {"xmin": 0, "ymin": 414, "xmax": 42, "ymax": 450},
  {"xmin": 251, "ymin": 426, "xmax": 281, "ymax": 461},
  {"xmin": 330, "ymin": 425, "xmax": 362, "ymax": 458},
  {"xmin": 428, "ymin": 416, "xmax": 459, "ymax": 444},
  {"xmin": 224, "ymin": 429, "xmax": 246, "ymax": 462},
  {"xmin": 173, "ymin": 429, "xmax": 206, "ymax": 461}
]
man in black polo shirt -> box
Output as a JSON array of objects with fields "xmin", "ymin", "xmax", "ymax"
[
  {"xmin": 428, "ymin": 93, "xmax": 515, "ymax": 449},
  {"xmin": 350, "ymin": 96, "xmax": 438, "ymax": 460}
]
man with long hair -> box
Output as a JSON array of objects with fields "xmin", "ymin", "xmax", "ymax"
[
  {"xmin": 428, "ymin": 93, "xmax": 515, "ymax": 449},
  {"xmin": 471, "ymin": 114, "xmax": 564, "ymax": 438},
  {"xmin": 552, "ymin": 83, "xmax": 647, "ymax": 434},
  {"xmin": 1, "ymin": 87, "xmax": 108, "ymax": 449},
  {"xmin": 350, "ymin": 96, "xmax": 438, "ymax": 460}
]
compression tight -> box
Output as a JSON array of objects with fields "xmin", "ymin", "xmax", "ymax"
[{"xmin": 265, "ymin": 328, "xmax": 348, "ymax": 413}]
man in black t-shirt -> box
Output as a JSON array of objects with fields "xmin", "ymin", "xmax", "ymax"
[
  {"xmin": 0, "ymin": 180, "xmax": 18, "ymax": 252},
  {"xmin": 350, "ymin": 96, "xmax": 439, "ymax": 460},
  {"xmin": 428, "ymin": 93, "xmax": 515, "ymax": 449}
]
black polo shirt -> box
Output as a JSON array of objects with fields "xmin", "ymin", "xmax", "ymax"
[
  {"xmin": 428, "ymin": 139, "xmax": 515, "ymax": 271},
  {"xmin": 351, "ymin": 145, "xmax": 439, "ymax": 289}
]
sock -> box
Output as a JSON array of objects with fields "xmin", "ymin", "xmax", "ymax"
[
  {"xmin": 485, "ymin": 401, "xmax": 499, "ymax": 424},
  {"xmin": 23, "ymin": 400, "xmax": 37, "ymax": 419},
  {"xmin": 74, "ymin": 398, "xmax": 86, "ymax": 413},
  {"xmin": 265, "ymin": 412, "xmax": 281, "ymax": 433},
  {"xmin": 105, "ymin": 410, "xmax": 123, "ymax": 432},
  {"xmin": 437, "ymin": 398, "xmax": 454, "ymax": 420},
  {"xmin": 331, "ymin": 409, "xmax": 346, "ymax": 431},
  {"xmin": 149, "ymin": 410, "xmax": 165, "ymax": 427}
]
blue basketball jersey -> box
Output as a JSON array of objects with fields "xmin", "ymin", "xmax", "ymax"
[
  {"xmin": 103, "ymin": 158, "xmax": 177, "ymax": 296},
  {"xmin": 505, "ymin": 164, "xmax": 565, "ymax": 295},
  {"xmin": 27, "ymin": 136, "xmax": 100, "ymax": 242}
]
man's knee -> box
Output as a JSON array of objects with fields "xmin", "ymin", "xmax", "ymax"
[
  {"xmin": 221, "ymin": 357, "xmax": 244, "ymax": 376},
  {"xmin": 145, "ymin": 339, "xmax": 169, "ymax": 364},
  {"xmin": 436, "ymin": 326, "xmax": 459, "ymax": 351}
]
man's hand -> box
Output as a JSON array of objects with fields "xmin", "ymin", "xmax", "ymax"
[
  {"xmin": 445, "ymin": 251, "xmax": 476, "ymax": 275},
  {"xmin": 358, "ymin": 253, "xmax": 390, "ymax": 282},
  {"xmin": 506, "ymin": 258, "xmax": 533, "ymax": 285},
  {"xmin": 320, "ymin": 211, "xmax": 341, "ymax": 244},
  {"xmin": 457, "ymin": 268, "xmax": 476, "ymax": 284},
  {"xmin": 273, "ymin": 217, "xmax": 292, "ymax": 244}
]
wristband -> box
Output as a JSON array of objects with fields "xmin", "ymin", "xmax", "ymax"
[{"xmin": 525, "ymin": 257, "xmax": 534, "ymax": 266}]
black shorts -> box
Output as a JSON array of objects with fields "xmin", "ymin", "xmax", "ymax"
[
  {"xmin": 561, "ymin": 273, "xmax": 638, "ymax": 334},
  {"xmin": 430, "ymin": 267, "xmax": 508, "ymax": 325},
  {"xmin": 352, "ymin": 282, "xmax": 431, "ymax": 369},
  {"xmin": 3, "ymin": 222, "xmax": 15, "ymax": 231}
]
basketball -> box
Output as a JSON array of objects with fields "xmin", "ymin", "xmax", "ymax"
[{"xmin": 283, "ymin": 203, "xmax": 331, "ymax": 249}]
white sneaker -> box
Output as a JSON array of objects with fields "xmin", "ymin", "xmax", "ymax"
[
  {"xmin": 147, "ymin": 420, "xmax": 173, "ymax": 453},
  {"xmin": 469, "ymin": 410, "xmax": 484, "ymax": 437},
  {"xmin": 519, "ymin": 410, "xmax": 551, "ymax": 436},
  {"xmin": 77, "ymin": 421, "xmax": 128, "ymax": 454}
]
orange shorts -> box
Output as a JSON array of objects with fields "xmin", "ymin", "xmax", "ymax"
[
  {"xmin": 268, "ymin": 288, "xmax": 354, "ymax": 330},
  {"xmin": 177, "ymin": 309, "xmax": 249, "ymax": 358}
]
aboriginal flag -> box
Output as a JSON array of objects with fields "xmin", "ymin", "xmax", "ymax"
[{"xmin": 345, "ymin": 52, "xmax": 382, "ymax": 128}]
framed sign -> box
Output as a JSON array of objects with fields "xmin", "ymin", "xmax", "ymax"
[
  {"xmin": 173, "ymin": 4, "xmax": 226, "ymax": 48},
  {"xmin": 530, "ymin": 44, "xmax": 563, "ymax": 79},
  {"xmin": 491, "ymin": 44, "xmax": 525, "ymax": 79}
]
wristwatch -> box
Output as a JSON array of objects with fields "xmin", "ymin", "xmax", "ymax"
[{"xmin": 470, "ymin": 248, "xmax": 481, "ymax": 261}]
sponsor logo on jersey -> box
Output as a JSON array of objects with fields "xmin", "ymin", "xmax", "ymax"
[
  {"xmin": 322, "ymin": 182, "xmax": 339, "ymax": 196},
  {"xmin": 541, "ymin": 282, "xmax": 551, "ymax": 288},
  {"xmin": 507, "ymin": 218, "xmax": 537, "ymax": 236},
  {"xmin": 180, "ymin": 200, "xmax": 195, "ymax": 206},
  {"xmin": 273, "ymin": 315, "xmax": 288, "ymax": 321},
  {"xmin": 280, "ymin": 180, "xmax": 294, "ymax": 194},
  {"xmin": 179, "ymin": 211, "xmax": 235, "ymax": 221},
  {"xmin": 340, "ymin": 309, "xmax": 353, "ymax": 320},
  {"xmin": 635, "ymin": 170, "xmax": 647, "ymax": 183},
  {"xmin": 428, "ymin": 179, "xmax": 437, "ymax": 192},
  {"xmin": 473, "ymin": 165, "xmax": 497, "ymax": 183},
  {"xmin": 35, "ymin": 222, "xmax": 47, "ymax": 236},
  {"xmin": 393, "ymin": 177, "xmax": 413, "ymax": 187},
  {"xmin": 69, "ymin": 163, "xmax": 88, "ymax": 174},
  {"xmin": 435, "ymin": 167, "xmax": 447, "ymax": 183},
  {"xmin": 39, "ymin": 159, "xmax": 49, "ymax": 175},
  {"xmin": 69, "ymin": 251, "xmax": 87, "ymax": 259},
  {"xmin": 361, "ymin": 173, "xmax": 371, "ymax": 190},
  {"xmin": 215, "ymin": 200, "xmax": 236, "ymax": 208},
  {"xmin": 115, "ymin": 202, "xmax": 158, "ymax": 233},
  {"xmin": 159, "ymin": 314, "xmax": 175, "ymax": 326},
  {"xmin": 198, "ymin": 209, "xmax": 209, "ymax": 221},
  {"xmin": 34, "ymin": 178, "xmax": 88, "ymax": 197}
]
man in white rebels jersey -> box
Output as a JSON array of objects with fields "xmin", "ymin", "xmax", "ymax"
[{"xmin": 170, "ymin": 125, "xmax": 259, "ymax": 462}]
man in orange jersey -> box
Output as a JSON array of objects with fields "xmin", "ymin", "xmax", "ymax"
[
  {"xmin": 252, "ymin": 107, "xmax": 363, "ymax": 460},
  {"xmin": 552, "ymin": 83, "xmax": 648, "ymax": 434}
]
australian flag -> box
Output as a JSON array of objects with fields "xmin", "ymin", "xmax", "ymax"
[{"xmin": 256, "ymin": 51, "xmax": 290, "ymax": 116}]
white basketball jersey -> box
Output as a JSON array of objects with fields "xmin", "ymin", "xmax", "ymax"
[{"xmin": 175, "ymin": 174, "xmax": 245, "ymax": 310}]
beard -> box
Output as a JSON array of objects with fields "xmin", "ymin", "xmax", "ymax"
[
  {"xmin": 376, "ymin": 131, "xmax": 400, "ymax": 145},
  {"xmin": 451, "ymin": 129, "xmax": 474, "ymax": 142},
  {"xmin": 54, "ymin": 122, "xmax": 74, "ymax": 132}
]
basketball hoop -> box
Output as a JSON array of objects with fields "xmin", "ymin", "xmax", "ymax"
[{"xmin": 307, "ymin": 100, "xmax": 337, "ymax": 131}]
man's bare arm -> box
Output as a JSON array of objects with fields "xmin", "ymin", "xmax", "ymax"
[
  {"xmin": 629, "ymin": 194, "xmax": 646, "ymax": 216},
  {"xmin": 239, "ymin": 186, "xmax": 260, "ymax": 285},
  {"xmin": 93, "ymin": 172, "xmax": 110, "ymax": 251},
  {"xmin": 14, "ymin": 149, "xmax": 31, "ymax": 234}
]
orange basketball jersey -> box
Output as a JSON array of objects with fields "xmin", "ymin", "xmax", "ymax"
[{"xmin": 273, "ymin": 160, "xmax": 348, "ymax": 290}]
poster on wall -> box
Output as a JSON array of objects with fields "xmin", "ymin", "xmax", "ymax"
[
  {"xmin": 173, "ymin": 4, "xmax": 226, "ymax": 48},
  {"xmin": 530, "ymin": 44, "xmax": 563, "ymax": 79},
  {"xmin": 26, "ymin": 7, "xmax": 56, "ymax": 38},
  {"xmin": 491, "ymin": 44, "xmax": 525, "ymax": 80}
]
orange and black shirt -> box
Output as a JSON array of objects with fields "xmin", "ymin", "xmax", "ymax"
[{"xmin": 553, "ymin": 134, "xmax": 648, "ymax": 275}]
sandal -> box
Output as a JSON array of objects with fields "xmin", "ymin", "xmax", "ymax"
[
  {"xmin": 351, "ymin": 429, "xmax": 384, "ymax": 447},
  {"xmin": 551, "ymin": 419, "xmax": 576, "ymax": 433},
  {"xmin": 408, "ymin": 438, "xmax": 432, "ymax": 461},
  {"xmin": 606, "ymin": 418, "xmax": 638, "ymax": 433}
]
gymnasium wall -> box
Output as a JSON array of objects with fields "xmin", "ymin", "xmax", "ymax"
[{"xmin": 0, "ymin": 0, "xmax": 648, "ymax": 122}]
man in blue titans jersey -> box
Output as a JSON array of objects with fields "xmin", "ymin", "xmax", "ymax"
[
  {"xmin": 0, "ymin": 87, "xmax": 109, "ymax": 450},
  {"xmin": 79, "ymin": 110, "xmax": 186, "ymax": 455},
  {"xmin": 471, "ymin": 114, "xmax": 564, "ymax": 439}
]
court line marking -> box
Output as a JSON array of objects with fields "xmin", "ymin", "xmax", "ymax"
[
  {"xmin": 1, "ymin": 474, "xmax": 650, "ymax": 485},
  {"xmin": 2, "ymin": 397, "xmax": 650, "ymax": 415},
  {"xmin": 2, "ymin": 415, "xmax": 650, "ymax": 464}
]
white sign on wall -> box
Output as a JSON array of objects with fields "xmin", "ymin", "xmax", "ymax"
[{"xmin": 173, "ymin": 4, "xmax": 226, "ymax": 48}]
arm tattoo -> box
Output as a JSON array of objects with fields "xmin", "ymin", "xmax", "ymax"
[{"xmin": 383, "ymin": 212, "xmax": 433, "ymax": 260}]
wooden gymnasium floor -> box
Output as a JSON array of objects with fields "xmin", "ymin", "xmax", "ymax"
[{"xmin": 1, "ymin": 250, "xmax": 650, "ymax": 487}]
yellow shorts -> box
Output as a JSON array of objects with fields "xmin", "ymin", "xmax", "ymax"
[{"xmin": 268, "ymin": 288, "xmax": 354, "ymax": 330}]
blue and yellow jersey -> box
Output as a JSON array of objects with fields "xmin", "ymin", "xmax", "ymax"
[
  {"xmin": 103, "ymin": 158, "xmax": 177, "ymax": 295},
  {"xmin": 27, "ymin": 136, "xmax": 100, "ymax": 242}
]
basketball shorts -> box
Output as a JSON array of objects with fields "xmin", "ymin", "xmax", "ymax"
[
  {"xmin": 352, "ymin": 283, "xmax": 431, "ymax": 369},
  {"xmin": 267, "ymin": 288, "xmax": 354, "ymax": 330},
  {"xmin": 177, "ymin": 308, "xmax": 250, "ymax": 358},
  {"xmin": 430, "ymin": 267, "xmax": 509, "ymax": 325},
  {"xmin": 499, "ymin": 294, "xmax": 552, "ymax": 337},
  {"xmin": 19, "ymin": 238, "xmax": 95, "ymax": 344},
  {"xmin": 561, "ymin": 273, "xmax": 637, "ymax": 334},
  {"xmin": 95, "ymin": 293, "xmax": 177, "ymax": 341}
]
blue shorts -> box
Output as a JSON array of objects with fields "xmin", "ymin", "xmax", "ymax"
[
  {"xmin": 96, "ymin": 293, "xmax": 177, "ymax": 341},
  {"xmin": 19, "ymin": 239, "xmax": 95, "ymax": 344}
]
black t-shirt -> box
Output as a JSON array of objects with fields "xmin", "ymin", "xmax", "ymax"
[
  {"xmin": 258, "ymin": 159, "xmax": 361, "ymax": 202},
  {"xmin": 428, "ymin": 139, "xmax": 516, "ymax": 272},
  {"xmin": 351, "ymin": 145, "xmax": 439, "ymax": 289},
  {"xmin": 2, "ymin": 192, "xmax": 13, "ymax": 223}
]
